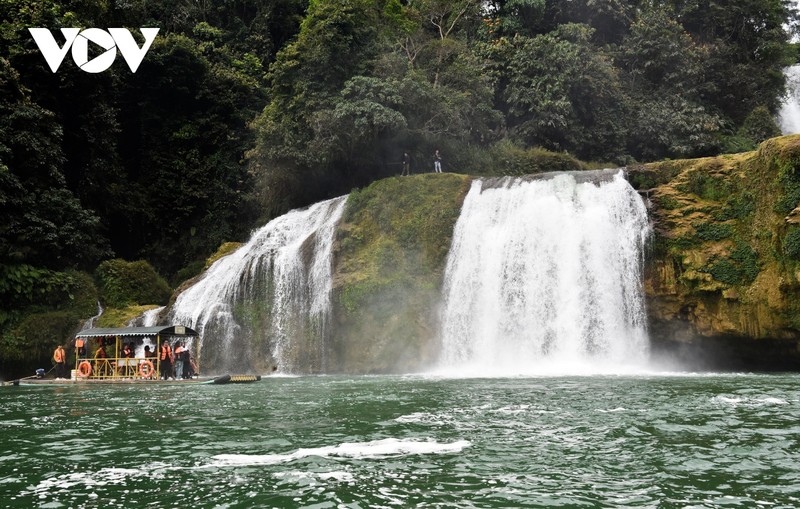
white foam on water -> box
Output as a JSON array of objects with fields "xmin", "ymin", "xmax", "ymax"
[
  {"xmin": 24, "ymin": 467, "xmax": 145, "ymax": 498},
  {"xmin": 274, "ymin": 470, "xmax": 356, "ymax": 483},
  {"xmin": 713, "ymin": 395, "xmax": 788, "ymax": 407},
  {"xmin": 201, "ymin": 438, "xmax": 471, "ymax": 468}
]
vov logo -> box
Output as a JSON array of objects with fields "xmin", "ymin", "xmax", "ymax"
[{"xmin": 28, "ymin": 28, "xmax": 159, "ymax": 73}]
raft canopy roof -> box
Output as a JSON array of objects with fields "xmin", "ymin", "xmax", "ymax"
[{"xmin": 75, "ymin": 326, "xmax": 198, "ymax": 338}]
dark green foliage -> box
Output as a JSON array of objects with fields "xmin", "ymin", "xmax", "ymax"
[
  {"xmin": 705, "ymin": 241, "xmax": 760, "ymax": 285},
  {"xmin": 95, "ymin": 259, "xmax": 171, "ymax": 308},
  {"xmin": 783, "ymin": 228, "xmax": 800, "ymax": 260},
  {"xmin": 694, "ymin": 223, "xmax": 734, "ymax": 242},
  {"xmin": 740, "ymin": 106, "xmax": 782, "ymax": 145},
  {"xmin": 776, "ymin": 159, "xmax": 800, "ymax": 215},
  {"xmin": 715, "ymin": 193, "xmax": 756, "ymax": 221},
  {"xmin": 0, "ymin": 268, "xmax": 98, "ymax": 378},
  {"xmin": 708, "ymin": 257, "xmax": 744, "ymax": 285},
  {"xmin": 683, "ymin": 171, "xmax": 733, "ymax": 202},
  {"xmin": 485, "ymin": 140, "xmax": 585, "ymax": 176},
  {"xmin": 500, "ymin": 24, "xmax": 627, "ymax": 162},
  {"xmin": 172, "ymin": 260, "xmax": 206, "ymax": 287}
]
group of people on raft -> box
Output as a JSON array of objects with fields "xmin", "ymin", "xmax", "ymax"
[{"xmin": 59, "ymin": 337, "xmax": 198, "ymax": 380}]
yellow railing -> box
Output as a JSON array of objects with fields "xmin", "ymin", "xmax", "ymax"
[{"xmin": 75, "ymin": 357, "xmax": 159, "ymax": 380}]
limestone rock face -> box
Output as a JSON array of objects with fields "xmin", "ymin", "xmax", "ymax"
[{"xmin": 629, "ymin": 135, "xmax": 800, "ymax": 369}]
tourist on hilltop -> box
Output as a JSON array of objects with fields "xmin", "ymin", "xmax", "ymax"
[
  {"xmin": 434, "ymin": 149, "xmax": 442, "ymax": 173},
  {"xmin": 402, "ymin": 151, "xmax": 411, "ymax": 176},
  {"xmin": 53, "ymin": 344, "xmax": 67, "ymax": 379},
  {"xmin": 160, "ymin": 341, "xmax": 173, "ymax": 380}
]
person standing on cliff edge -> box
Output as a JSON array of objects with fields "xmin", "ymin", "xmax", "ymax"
[
  {"xmin": 433, "ymin": 149, "xmax": 442, "ymax": 173},
  {"xmin": 402, "ymin": 151, "xmax": 411, "ymax": 176}
]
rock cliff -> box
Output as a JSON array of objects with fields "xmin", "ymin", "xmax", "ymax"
[{"xmin": 631, "ymin": 135, "xmax": 800, "ymax": 369}]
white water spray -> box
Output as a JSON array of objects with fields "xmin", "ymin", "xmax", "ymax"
[
  {"xmin": 436, "ymin": 171, "xmax": 651, "ymax": 375},
  {"xmin": 170, "ymin": 197, "xmax": 347, "ymax": 373},
  {"xmin": 81, "ymin": 301, "xmax": 104, "ymax": 330},
  {"xmin": 778, "ymin": 65, "xmax": 800, "ymax": 134}
]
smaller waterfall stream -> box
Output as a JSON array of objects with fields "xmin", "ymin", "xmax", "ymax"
[
  {"xmin": 170, "ymin": 197, "xmax": 347, "ymax": 374},
  {"xmin": 81, "ymin": 301, "xmax": 104, "ymax": 330},
  {"xmin": 778, "ymin": 64, "xmax": 800, "ymax": 134},
  {"xmin": 437, "ymin": 171, "xmax": 651, "ymax": 375}
]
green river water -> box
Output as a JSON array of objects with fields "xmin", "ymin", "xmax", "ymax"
[{"xmin": 1, "ymin": 374, "xmax": 798, "ymax": 508}]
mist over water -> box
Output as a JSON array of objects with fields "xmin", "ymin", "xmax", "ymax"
[{"xmin": 437, "ymin": 171, "xmax": 652, "ymax": 375}]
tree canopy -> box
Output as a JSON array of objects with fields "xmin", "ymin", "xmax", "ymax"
[{"xmin": 0, "ymin": 0, "xmax": 797, "ymax": 369}]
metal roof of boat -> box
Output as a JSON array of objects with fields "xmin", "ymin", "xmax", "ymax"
[{"xmin": 75, "ymin": 326, "xmax": 198, "ymax": 338}]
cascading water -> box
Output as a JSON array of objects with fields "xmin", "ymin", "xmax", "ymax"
[
  {"xmin": 169, "ymin": 197, "xmax": 347, "ymax": 374},
  {"xmin": 437, "ymin": 170, "xmax": 651, "ymax": 375},
  {"xmin": 778, "ymin": 64, "xmax": 800, "ymax": 134},
  {"xmin": 127, "ymin": 306, "xmax": 164, "ymax": 327},
  {"xmin": 81, "ymin": 301, "xmax": 104, "ymax": 330}
]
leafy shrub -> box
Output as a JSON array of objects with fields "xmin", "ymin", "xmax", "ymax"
[
  {"xmin": 95, "ymin": 259, "xmax": 172, "ymax": 308},
  {"xmin": 684, "ymin": 171, "xmax": 732, "ymax": 201},
  {"xmin": 486, "ymin": 140, "xmax": 585, "ymax": 176},
  {"xmin": 693, "ymin": 222, "xmax": 733, "ymax": 242},
  {"xmin": 705, "ymin": 242, "xmax": 760, "ymax": 286},
  {"xmin": 783, "ymin": 228, "xmax": 800, "ymax": 260}
]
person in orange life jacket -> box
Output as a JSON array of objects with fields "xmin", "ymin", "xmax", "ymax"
[
  {"xmin": 94, "ymin": 343, "xmax": 109, "ymax": 376},
  {"xmin": 74, "ymin": 337, "xmax": 87, "ymax": 358},
  {"xmin": 160, "ymin": 342, "xmax": 173, "ymax": 380},
  {"xmin": 53, "ymin": 344, "xmax": 67, "ymax": 379},
  {"xmin": 120, "ymin": 343, "xmax": 134, "ymax": 376}
]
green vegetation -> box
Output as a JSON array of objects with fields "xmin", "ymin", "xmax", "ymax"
[
  {"xmin": 331, "ymin": 173, "xmax": 471, "ymax": 372},
  {"xmin": 95, "ymin": 259, "xmax": 172, "ymax": 309},
  {"xmin": 643, "ymin": 135, "xmax": 800, "ymax": 342},
  {"xmin": 1, "ymin": 0, "xmax": 799, "ymax": 375},
  {"xmin": 783, "ymin": 228, "xmax": 800, "ymax": 260}
]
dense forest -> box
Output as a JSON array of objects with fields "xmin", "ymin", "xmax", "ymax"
[{"xmin": 1, "ymin": 0, "xmax": 798, "ymax": 373}]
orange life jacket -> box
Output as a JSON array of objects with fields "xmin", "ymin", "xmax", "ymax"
[
  {"xmin": 53, "ymin": 347, "xmax": 65, "ymax": 363},
  {"xmin": 160, "ymin": 344, "xmax": 172, "ymax": 361},
  {"xmin": 75, "ymin": 338, "xmax": 85, "ymax": 348}
]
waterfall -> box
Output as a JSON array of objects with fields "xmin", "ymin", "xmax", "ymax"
[
  {"xmin": 127, "ymin": 306, "xmax": 164, "ymax": 327},
  {"xmin": 81, "ymin": 301, "xmax": 104, "ymax": 330},
  {"xmin": 436, "ymin": 170, "xmax": 651, "ymax": 375},
  {"xmin": 170, "ymin": 197, "xmax": 347, "ymax": 374},
  {"xmin": 778, "ymin": 65, "xmax": 800, "ymax": 134}
]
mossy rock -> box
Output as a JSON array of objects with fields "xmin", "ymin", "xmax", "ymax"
[
  {"xmin": 96, "ymin": 305, "xmax": 163, "ymax": 328},
  {"xmin": 95, "ymin": 259, "xmax": 172, "ymax": 308},
  {"xmin": 643, "ymin": 134, "xmax": 800, "ymax": 344},
  {"xmin": 330, "ymin": 173, "xmax": 472, "ymax": 372},
  {"xmin": 205, "ymin": 242, "xmax": 243, "ymax": 269}
]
